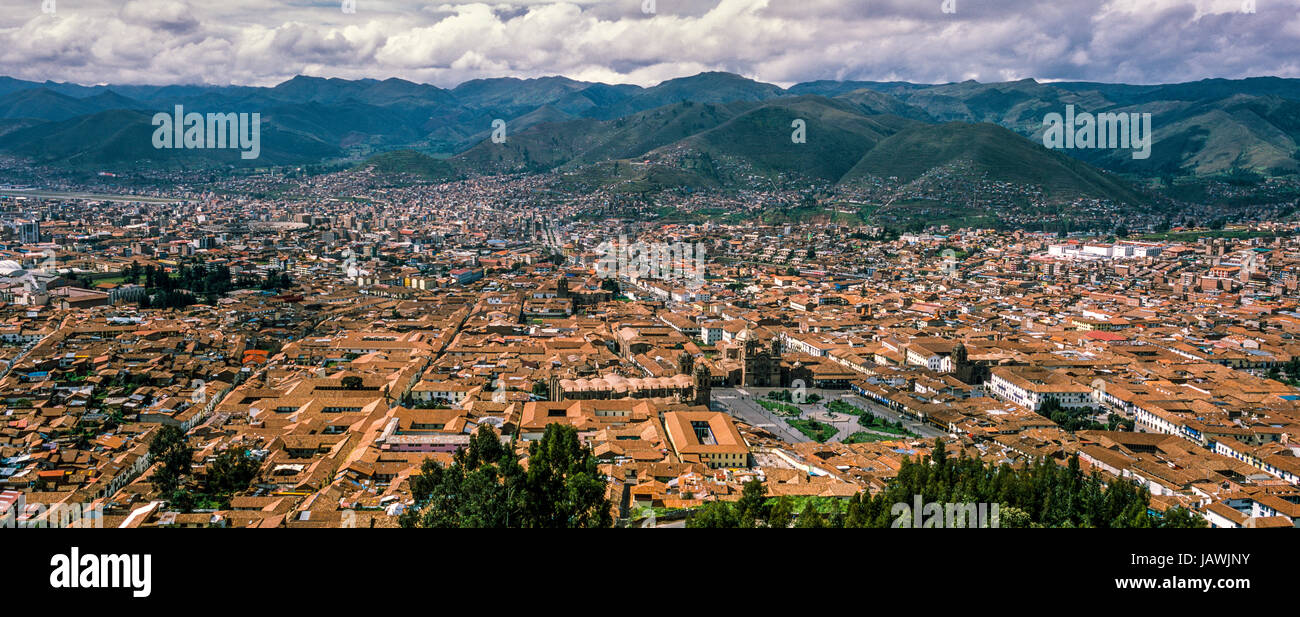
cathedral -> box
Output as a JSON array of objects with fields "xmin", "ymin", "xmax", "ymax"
[{"xmin": 722, "ymin": 328, "xmax": 782, "ymax": 387}]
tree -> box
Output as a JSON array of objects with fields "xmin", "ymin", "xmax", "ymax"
[
  {"xmin": 260, "ymin": 269, "xmax": 293, "ymax": 290},
  {"xmin": 735, "ymin": 479, "xmax": 768, "ymax": 528},
  {"xmin": 460, "ymin": 423, "xmax": 507, "ymax": 471},
  {"xmin": 687, "ymin": 501, "xmax": 742, "ymax": 528},
  {"xmin": 523, "ymin": 424, "xmax": 612, "ymax": 528},
  {"xmin": 768, "ymin": 496, "xmax": 795, "ymax": 529},
  {"xmin": 795, "ymin": 501, "xmax": 826, "ymax": 528},
  {"xmin": 825, "ymin": 501, "xmax": 845, "ymax": 528},
  {"xmin": 148, "ymin": 425, "xmax": 194, "ymax": 498},
  {"xmin": 1283, "ymin": 357, "xmax": 1300, "ymax": 384},
  {"xmin": 102, "ymin": 409, "xmax": 125, "ymax": 431},
  {"xmin": 402, "ymin": 425, "xmax": 524, "ymax": 528},
  {"xmin": 402, "ymin": 424, "xmax": 612, "ymax": 528},
  {"xmin": 1160, "ymin": 506, "xmax": 1208, "ymax": 529},
  {"xmin": 839, "ymin": 449, "xmax": 1201, "ymax": 529},
  {"xmin": 930, "ymin": 437, "xmax": 948, "ymax": 469},
  {"xmin": 1038, "ymin": 398, "xmax": 1104, "ymax": 432},
  {"xmin": 999, "ymin": 506, "xmax": 1032, "ymax": 528},
  {"xmin": 207, "ymin": 447, "xmax": 260, "ymax": 496}
]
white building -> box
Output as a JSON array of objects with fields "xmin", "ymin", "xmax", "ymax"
[{"xmin": 988, "ymin": 367, "xmax": 1094, "ymax": 412}]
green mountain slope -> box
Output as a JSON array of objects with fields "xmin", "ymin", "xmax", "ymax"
[
  {"xmin": 358, "ymin": 150, "xmax": 460, "ymax": 181},
  {"xmin": 0, "ymin": 109, "xmax": 338, "ymax": 168},
  {"xmin": 842, "ymin": 122, "xmax": 1145, "ymax": 203}
]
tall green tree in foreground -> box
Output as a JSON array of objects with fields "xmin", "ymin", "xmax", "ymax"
[
  {"xmin": 681, "ymin": 438, "xmax": 1206, "ymax": 529},
  {"xmin": 688, "ymin": 479, "xmax": 768, "ymax": 528},
  {"xmin": 767, "ymin": 496, "xmax": 795, "ymax": 529},
  {"xmin": 687, "ymin": 500, "xmax": 743, "ymax": 528},
  {"xmin": 401, "ymin": 424, "xmax": 612, "ymax": 528},
  {"xmin": 838, "ymin": 438, "xmax": 1205, "ymax": 528},
  {"xmin": 735, "ymin": 479, "xmax": 768, "ymax": 527}
]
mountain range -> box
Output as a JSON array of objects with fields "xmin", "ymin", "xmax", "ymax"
[{"xmin": 2, "ymin": 71, "xmax": 1299, "ymax": 201}]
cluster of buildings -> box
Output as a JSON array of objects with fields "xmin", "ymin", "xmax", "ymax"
[{"xmin": 0, "ymin": 166, "xmax": 1298, "ymax": 529}]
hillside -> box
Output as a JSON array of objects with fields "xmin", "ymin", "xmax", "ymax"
[
  {"xmin": 0, "ymin": 109, "xmax": 339, "ymax": 168},
  {"xmin": 842, "ymin": 122, "xmax": 1146, "ymax": 203},
  {"xmin": 357, "ymin": 150, "xmax": 460, "ymax": 181},
  {"xmin": 0, "ymin": 71, "xmax": 1298, "ymax": 184}
]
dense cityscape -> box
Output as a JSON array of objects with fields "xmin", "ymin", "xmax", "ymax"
[
  {"xmin": 0, "ymin": 158, "xmax": 1296, "ymax": 530},
  {"xmin": 14, "ymin": 1, "xmax": 1300, "ymax": 608}
]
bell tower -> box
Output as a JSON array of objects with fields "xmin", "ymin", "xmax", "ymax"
[
  {"xmin": 678, "ymin": 350, "xmax": 694, "ymax": 376},
  {"xmin": 693, "ymin": 363, "xmax": 711, "ymax": 406}
]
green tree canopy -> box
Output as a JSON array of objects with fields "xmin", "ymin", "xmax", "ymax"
[
  {"xmin": 401, "ymin": 423, "xmax": 612, "ymax": 528},
  {"xmin": 686, "ymin": 501, "xmax": 743, "ymax": 528},
  {"xmin": 836, "ymin": 438, "xmax": 1205, "ymax": 528},
  {"xmin": 207, "ymin": 447, "xmax": 260, "ymax": 497},
  {"xmin": 148, "ymin": 424, "xmax": 194, "ymax": 498}
]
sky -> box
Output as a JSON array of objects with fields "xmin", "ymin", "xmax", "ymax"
[{"xmin": 2, "ymin": 0, "xmax": 1299, "ymax": 88}]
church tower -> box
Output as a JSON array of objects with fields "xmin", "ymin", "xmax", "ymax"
[
  {"xmin": 692, "ymin": 363, "xmax": 712, "ymax": 406},
  {"xmin": 555, "ymin": 273, "xmax": 569, "ymax": 299},
  {"xmin": 548, "ymin": 375, "xmax": 562, "ymax": 401},
  {"xmin": 678, "ymin": 350, "xmax": 694, "ymax": 376}
]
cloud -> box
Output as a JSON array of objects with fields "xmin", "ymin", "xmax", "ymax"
[
  {"xmin": 0, "ymin": 0, "xmax": 1297, "ymax": 88},
  {"xmin": 120, "ymin": 0, "xmax": 200, "ymax": 34}
]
